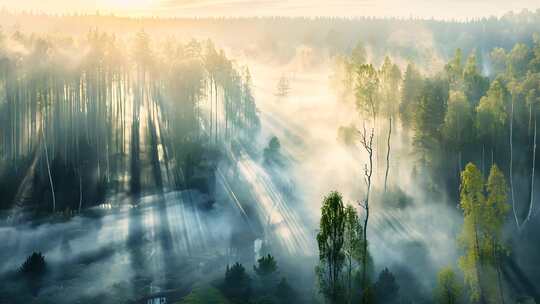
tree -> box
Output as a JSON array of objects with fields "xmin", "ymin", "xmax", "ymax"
[
  {"xmin": 263, "ymin": 136, "xmax": 283, "ymax": 166},
  {"xmin": 435, "ymin": 267, "xmax": 462, "ymax": 304},
  {"xmin": 379, "ymin": 57, "xmax": 402, "ymax": 192},
  {"xmin": 458, "ymin": 163, "xmax": 485, "ymax": 303},
  {"xmin": 350, "ymin": 42, "xmax": 367, "ymax": 68},
  {"xmin": 475, "ymin": 78, "xmax": 508, "ymax": 168},
  {"xmin": 413, "ymin": 78, "xmax": 449, "ymax": 167},
  {"xmin": 462, "ymin": 53, "xmax": 489, "ymax": 107},
  {"xmin": 445, "ymin": 48, "xmax": 463, "ymax": 87},
  {"xmin": 275, "ymin": 75, "xmax": 290, "ymax": 98},
  {"xmin": 275, "ymin": 277, "xmax": 295, "ymax": 302},
  {"xmin": 458, "ymin": 163, "xmax": 509, "ymax": 304},
  {"xmin": 224, "ymin": 263, "xmax": 251, "ymax": 302},
  {"xmin": 521, "ymin": 76, "xmax": 540, "ymax": 228},
  {"xmin": 355, "ymin": 64, "xmax": 380, "ymax": 122},
  {"xmin": 374, "ymin": 268, "xmax": 399, "ymax": 304},
  {"xmin": 530, "ymin": 33, "xmax": 540, "ymax": 72},
  {"xmin": 400, "ymin": 63, "xmax": 423, "ymax": 130},
  {"xmin": 443, "ymin": 91, "xmax": 473, "ymax": 172},
  {"xmin": 507, "ymin": 43, "xmax": 531, "ymax": 78},
  {"xmin": 485, "ymin": 165, "xmax": 510, "ymax": 304},
  {"xmin": 343, "ymin": 205, "xmax": 363, "ymax": 304},
  {"xmin": 358, "ymin": 124, "xmax": 374, "ymax": 304},
  {"xmin": 254, "ymin": 254, "xmax": 278, "ymax": 278},
  {"xmin": 490, "ymin": 48, "xmax": 507, "ymax": 76},
  {"xmin": 20, "ymin": 252, "xmax": 46, "ymax": 277},
  {"xmin": 316, "ymin": 191, "xmax": 346, "ymax": 304}
]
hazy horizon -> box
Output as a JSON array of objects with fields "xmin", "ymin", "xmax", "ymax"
[{"xmin": 2, "ymin": 0, "xmax": 540, "ymax": 20}]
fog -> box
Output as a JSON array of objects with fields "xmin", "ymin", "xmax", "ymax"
[
  {"xmin": 0, "ymin": 42, "xmax": 459, "ymax": 303},
  {"xmin": 243, "ymin": 51, "xmax": 463, "ymax": 296},
  {"xmin": 3, "ymin": 0, "xmax": 540, "ymax": 20},
  {"xmin": 1, "ymin": 11, "xmax": 540, "ymax": 304}
]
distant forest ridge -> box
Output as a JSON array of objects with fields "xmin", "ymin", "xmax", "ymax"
[{"xmin": 1, "ymin": 9, "xmax": 540, "ymax": 63}]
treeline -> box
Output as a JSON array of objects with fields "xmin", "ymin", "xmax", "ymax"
[
  {"xmin": 0, "ymin": 29, "xmax": 260, "ymax": 212},
  {"xmin": 337, "ymin": 33, "xmax": 540, "ymax": 229},
  {"xmin": 3, "ymin": 10, "xmax": 540, "ymax": 67}
]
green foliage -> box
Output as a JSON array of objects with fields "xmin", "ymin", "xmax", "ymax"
[
  {"xmin": 350, "ymin": 42, "xmax": 367, "ymax": 67},
  {"xmin": 445, "ymin": 49, "xmax": 463, "ymax": 86},
  {"xmin": 20, "ymin": 252, "xmax": 46, "ymax": 276},
  {"xmin": 443, "ymin": 91, "xmax": 474, "ymax": 151},
  {"xmin": 179, "ymin": 286, "xmax": 231, "ymax": 304},
  {"xmin": 507, "ymin": 43, "xmax": 532, "ymax": 78},
  {"xmin": 254, "ymin": 254, "xmax": 278, "ymax": 277},
  {"xmin": 337, "ymin": 124, "xmax": 359, "ymax": 146},
  {"xmin": 530, "ymin": 33, "xmax": 540, "ymax": 72},
  {"xmin": 457, "ymin": 163, "xmax": 510, "ymax": 303},
  {"xmin": 413, "ymin": 78, "xmax": 449, "ymax": 165},
  {"xmin": 0, "ymin": 29, "xmax": 260, "ymax": 211},
  {"xmin": 490, "ymin": 48, "xmax": 507, "ymax": 76},
  {"xmin": 484, "ymin": 164, "xmax": 510, "ymax": 262},
  {"xmin": 435, "ymin": 267, "xmax": 462, "ymax": 304},
  {"xmin": 458, "ymin": 163, "xmax": 485, "ymax": 302},
  {"xmin": 379, "ymin": 56, "xmax": 402, "ymax": 116},
  {"xmin": 476, "ymin": 78, "xmax": 509, "ymax": 145},
  {"xmin": 374, "ymin": 268, "xmax": 399, "ymax": 304},
  {"xmin": 343, "ymin": 206, "xmax": 363, "ymax": 262},
  {"xmin": 354, "ymin": 64, "xmax": 380, "ymax": 120},
  {"xmin": 316, "ymin": 191, "xmax": 346, "ymax": 304},
  {"xmin": 224, "ymin": 263, "xmax": 252, "ymax": 302},
  {"xmin": 343, "ymin": 205, "xmax": 364, "ymax": 302},
  {"xmin": 462, "ymin": 53, "xmax": 490, "ymax": 106},
  {"xmin": 400, "ymin": 63, "xmax": 424, "ymax": 129},
  {"xmin": 380, "ymin": 187, "xmax": 413, "ymax": 209},
  {"xmin": 275, "ymin": 277, "xmax": 295, "ymax": 302}
]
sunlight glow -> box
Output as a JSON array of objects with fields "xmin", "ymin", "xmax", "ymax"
[{"xmin": 98, "ymin": 0, "xmax": 155, "ymax": 11}]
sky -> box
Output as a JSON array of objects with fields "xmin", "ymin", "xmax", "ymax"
[{"xmin": 2, "ymin": 0, "xmax": 540, "ymax": 20}]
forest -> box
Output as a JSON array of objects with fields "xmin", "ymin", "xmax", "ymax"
[{"xmin": 1, "ymin": 7, "xmax": 540, "ymax": 304}]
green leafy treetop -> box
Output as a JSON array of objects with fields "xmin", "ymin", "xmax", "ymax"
[
  {"xmin": 316, "ymin": 191, "xmax": 346, "ymax": 304},
  {"xmin": 445, "ymin": 48, "xmax": 463, "ymax": 87},
  {"xmin": 442, "ymin": 90, "xmax": 473, "ymax": 153},
  {"xmin": 355, "ymin": 63, "xmax": 380, "ymax": 120},
  {"xmin": 485, "ymin": 164, "xmax": 510, "ymax": 255},
  {"xmin": 458, "ymin": 163, "xmax": 510, "ymax": 303},
  {"xmin": 435, "ymin": 267, "xmax": 462, "ymax": 304},
  {"xmin": 400, "ymin": 63, "xmax": 424, "ymax": 129},
  {"xmin": 458, "ymin": 163, "xmax": 485, "ymax": 302},
  {"xmin": 476, "ymin": 78, "xmax": 509, "ymax": 144},
  {"xmin": 350, "ymin": 42, "xmax": 367, "ymax": 67}
]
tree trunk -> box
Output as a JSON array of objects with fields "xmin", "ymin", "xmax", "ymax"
[
  {"xmin": 43, "ymin": 128, "xmax": 56, "ymax": 213},
  {"xmin": 384, "ymin": 116, "xmax": 392, "ymax": 192},
  {"xmin": 345, "ymin": 253, "xmax": 352, "ymax": 304},
  {"xmin": 510, "ymin": 98, "xmax": 520, "ymax": 229},
  {"xmin": 482, "ymin": 144, "xmax": 485, "ymax": 175},
  {"xmin": 359, "ymin": 125, "xmax": 374, "ymax": 304},
  {"xmin": 525, "ymin": 115, "xmax": 537, "ymax": 226},
  {"xmin": 78, "ymin": 168, "xmax": 83, "ymax": 212},
  {"xmin": 496, "ymin": 244, "xmax": 506, "ymax": 304}
]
